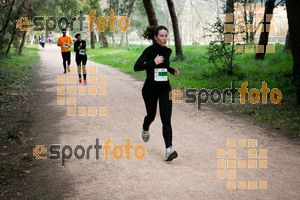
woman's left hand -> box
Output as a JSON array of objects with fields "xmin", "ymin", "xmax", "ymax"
[{"xmin": 174, "ymin": 69, "xmax": 179, "ymax": 77}]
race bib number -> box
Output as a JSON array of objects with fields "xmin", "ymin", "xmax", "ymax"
[
  {"xmin": 63, "ymin": 43, "xmax": 69, "ymax": 47},
  {"xmin": 154, "ymin": 68, "xmax": 168, "ymax": 81},
  {"xmin": 79, "ymin": 49, "xmax": 85, "ymax": 55}
]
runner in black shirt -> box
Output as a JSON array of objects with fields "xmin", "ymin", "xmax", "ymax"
[
  {"xmin": 134, "ymin": 25, "xmax": 180, "ymax": 161},
  {"xmin": 74, "ymin": 33, "xmax": 87, "ymax": 84}
]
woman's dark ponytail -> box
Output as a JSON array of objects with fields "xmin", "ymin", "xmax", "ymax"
[{"xmin": 142, "ymin": 25, "xmax": 168, "ymax": 41}]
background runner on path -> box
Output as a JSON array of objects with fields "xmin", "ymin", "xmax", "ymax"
[{"xmin": 57, "ymin": 28, "xmax": 72, "ymax": 73}]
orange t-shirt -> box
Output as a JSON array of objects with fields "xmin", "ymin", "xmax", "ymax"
[{"xmin": 57, "ymin": 36, "xmax": 72, "ymax": 52}]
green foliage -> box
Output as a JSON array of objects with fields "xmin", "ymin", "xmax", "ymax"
[
  {"xmin": 0, "ymin": 46, "xmax": 40, "ymax": 93},
  {"xmin": 206, "ymin": 18, "xmax": 239, "ymax": 76},
  {"xmin": 87, "ymin": 44, "xmax": 294, "ymax": 95}
]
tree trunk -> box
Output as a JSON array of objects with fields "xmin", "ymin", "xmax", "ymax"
[
  {"xmin": 0, "ymin": 0, "xmax": 15, "ymax": 34},
  {"xmin": 126, "ymin": 32, "xmax": 129, "ymax": 46},
  {"xmin": 249, "ymin": 11, "xmax": 255, "ymax": 42},
  {"xmin": 166, "ymin": 0, "xmax": 183, "ymax": 57},
  {"xmin": 243, "ymin": 1, "xmax": 249, "ymax": 43},
  {"xmin": 90, "ymin": 31, "xmax": 95, "ymax": 49},
  {"xmin": 5, "ymin": 2, "xmax": 24, "ymax": 57},
  {"xmin": 100, "ymin": 32, "xmax": 109, "ymax": 48},
  {"xmin": 18, "ymin": 31, "xmax": 27, "ymax": 56},
  {"xmin": 283, "ymin": 28, "xmax": 291, "ymax": 53},
  {"xmin": 125, "ymin": 0, "xmax": 136, "ymax": 46},
  {"xmin": 255, "ymin": 0, "xmax": 275, "ymax": 60},
  {"xmin": 112, "ymin": 32, "xmax": 115, "ymax": 48},
  {"xmin": 119, "ymin": 32, "xmax": 125, "ymax": 47},
  {"xmin": 142, "ymin": 0, "xmax": 158, "ymax": 26},
  {"xmin": 0, "ymin": 0, "xmax": 16, "ymax": 49},
  {"xmin": 286, "ymin": 0, "xmax": 300, "ymax": 104}
]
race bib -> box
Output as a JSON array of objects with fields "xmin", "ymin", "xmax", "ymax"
[
  {"xmin": 63, "ymin": 43, "xmax": 69, "ymax": 47},
  {"xmin": 79, "ymin": 49, "xmax": 85, "ymax": 55},
  {"xmin": 154, "ymin": 68, "xmax": 168, "ymax": 81}
]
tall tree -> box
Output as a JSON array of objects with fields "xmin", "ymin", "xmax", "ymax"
[
  {"xmin": 283, "ymin": 28, "xmax": 291, "ymax": 53},
  {"xmin": 142, "ymin": 0, "xmax": 158, "ymax": 26},
  {"xmin": 255, "ymin": 0, "xmax": 275, "ymax": 60},
  {"xmin": 286, "ymin": 0, "xmax": 300, "ymax": 104},
  {"xmin": 166, "ymin": 0, "xmax": 183, "ymax": 57},
  {"xmin": 5, "ymin": 0, "xmax": 25, "ymax": 57},
  {"xmin": 118, "ymin": 0, "xmax": 136, "ymax": 46}
]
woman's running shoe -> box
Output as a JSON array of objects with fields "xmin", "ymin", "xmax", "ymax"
[
  {"xmin": 141, "ymin": 129, "xmax": 150, "ymax": 142},
  {"xmin": 165, "ymin": 146, "xmax": 178, "ymax": 161},
  {"xmin": 79, "ymin": 78, "xmax": 82, "ymax": 84},
  {"xmin": 84, "ymin": 80, "xmax": 87, "ymax": 84}
]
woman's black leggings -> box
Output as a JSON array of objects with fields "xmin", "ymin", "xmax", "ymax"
[
  {"xmin": 76, "ymin": 55, "xmax": 87, "ymax": 66},
  {"xmin": 142, "ymin": 85, "xmax": 173, "ymax": 149}
]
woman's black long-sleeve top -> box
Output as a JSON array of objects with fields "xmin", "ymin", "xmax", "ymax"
[
  {"xmin": 74, "ymin": 40, "xmax": 87, "ymax": 57},
  {"xmin": 134, "ymin": 42, "xmax": 175, "ymax": 87}
]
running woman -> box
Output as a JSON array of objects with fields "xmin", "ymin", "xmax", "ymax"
[
  {"xmin": 40, "ymin": 36, "xmax": 45, "ymax": 48},
  {"xmin": 48, "ymin": 33, "xmax": 53, "ymax": 46},
  {"xmin": 57, "ymin": 28, "xmax": 72, "ymax": 73},
  {"xmin": 74, "ymin": 33, "xmax": 88, "ymax": 84},
  {"xmin": 134, "ymin": 25, "xmax": 180, "ymax": 161}
]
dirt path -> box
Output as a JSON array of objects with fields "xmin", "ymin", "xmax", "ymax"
[{"xmin": 22, "ymin": 45, "xmax": 299, "ymax": 199}]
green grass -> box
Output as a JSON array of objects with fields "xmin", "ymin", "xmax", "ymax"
[
  {"xmin": 0, "ymin": 46, "xmax": 40, "ymax": 94},
  {"xmin": 87, "ymin": 44, "xmax": 299, "ymax": 136},
  {"xmin": 88, "ymin": 44, "xmax": 294, "ymax": 95}
]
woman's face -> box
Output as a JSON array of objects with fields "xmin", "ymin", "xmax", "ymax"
[
  {"xmin": 155, "ymin": 29, "xmax": 168, "ymax": 47},
  {"xmin": 77, "ymin": 36, "xmax": 81, "ymax": 41}
]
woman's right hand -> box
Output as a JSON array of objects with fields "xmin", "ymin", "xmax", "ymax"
[{"xmin": 154, "ymin": 54, "xmax": 164, "ymax": 65}]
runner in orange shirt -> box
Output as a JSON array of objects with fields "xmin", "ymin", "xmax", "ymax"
[{"xmin": 57, "ymin": 28, "xmax": 72, "ymax": 73}]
